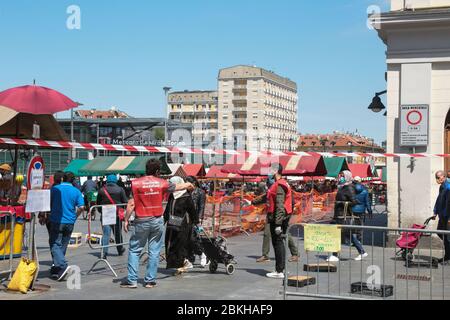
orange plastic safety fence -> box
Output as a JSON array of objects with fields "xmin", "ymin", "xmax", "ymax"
[{"xmin": 202, "ymin": 190, "xmax": 337, "ymax": 237}]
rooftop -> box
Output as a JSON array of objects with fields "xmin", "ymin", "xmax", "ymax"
[
  {"xmin": 218, "ymin": 65, "xmax": 297, "ymax": 91},
  {"xmin": 297, "ymin": 132, "xmax": 383, "ymax": 150}
]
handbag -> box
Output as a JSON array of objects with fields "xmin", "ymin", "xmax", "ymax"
[
  {"xmin": 167, "ymin": 198, "xmax": 187, "ymax": 227},
  {"xmin": 103, "ymin": 187, "xmax": 125, "ymax": 221}
]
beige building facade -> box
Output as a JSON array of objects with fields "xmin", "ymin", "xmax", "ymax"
[
  {"xmin": 375, "ymin": 0, "xmax": 450, "ymax": 228},
  {"xmin": 218, "ymin": 66, "xmax": 298, "ymax": 151},
  {"xmin": 168, "ymin": 90, "xmax": 219, "ymax": 147}
]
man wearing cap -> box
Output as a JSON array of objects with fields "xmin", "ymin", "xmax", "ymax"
[
  {"xmin": 0, "ymin": 163, "xmax": 13, "ymax": 200},
  {"xmin": 97, "ymin": 174, "xmax": 128, "ymax": 259}
]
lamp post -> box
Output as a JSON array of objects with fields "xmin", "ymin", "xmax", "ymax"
[{"xmin": 163, "ymin": 86, "xmax": 172, "ymax": 162}]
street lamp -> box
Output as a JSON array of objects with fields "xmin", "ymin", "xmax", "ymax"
[
  {"xmin": 368, "ymin": 90, "xmax": 387, "ymax": 116},
  {"xmin": 163, "ymin": 86, "xmax": 172, "ymax": 162}
]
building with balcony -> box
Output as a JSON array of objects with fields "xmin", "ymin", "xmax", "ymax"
[
  {"xmin": 218, "ymin": 65, "xmax": 298, "ymax": 151},
  {"xmin": 168, "ymin": 90, "xmax": 218, "ymax": 148}
]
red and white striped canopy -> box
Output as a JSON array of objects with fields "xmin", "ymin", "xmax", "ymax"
[{"xmin": 222, "ymin": 154, "xmax": 327, "ymax": 177}]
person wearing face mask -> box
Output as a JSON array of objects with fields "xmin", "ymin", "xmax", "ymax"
[
  {"xmin": 326, "ymin": 170, "xmax": 359, "ymax": 262},
  {"xmin": 265, "ymin": 163, "xmax": 294, "ymax": 279},
  {"xmin": 253, "ymin": 179, "xmax": 299, "ymax": 264}
]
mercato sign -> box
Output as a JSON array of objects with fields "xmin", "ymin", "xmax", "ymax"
[{"xmin": 111, "ymin": 139, "xmax": 186, "ymax": 147}]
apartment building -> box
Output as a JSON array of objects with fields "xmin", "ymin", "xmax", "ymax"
[
  {"xmin": 168, "ymin": 90, "xmax": 219, "ymax": 148},
  {"xmin": 218, "ymin": 65, "xmax": 298, "ymax": 151},
  {"xmin": 167, "ymin": 65, "xmax": 298, "ymax": 152}
]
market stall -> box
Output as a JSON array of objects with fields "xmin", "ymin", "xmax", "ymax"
[
  {"xmin": 323, "ymin": 157, "xmax": 349, "ymax": 178},
  {"xmin": 348, "ymin": 163, "xmax": 374, "ymax": 179},
  {"xmin": 0, "ymin": 84, "xmax": 79, "ymax": 292},
  {"xmin": 78, "ymin": 155, "xmax": 171, "ymax": 176},
  {"xmin": 183, "ymin": 164, "xmax": 206, "ymax": 177},
  {"xmin": 63, "ymin": 159, "xmax": 91, "ymax": 177},
  {"xmin": 221, "ymin": 154, "xmax": 327, "ymax": 176}
]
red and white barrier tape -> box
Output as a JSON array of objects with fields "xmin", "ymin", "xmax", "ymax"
[{"xmin": 0, "ymin": 137, "xmax": 449, "ymax": 158}]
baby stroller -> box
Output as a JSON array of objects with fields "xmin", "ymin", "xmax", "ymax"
[
  {"xmin": 199, "ymin": 231, "xmax": 237, "ymax": 275},
  {"xmin": 396, "ymin": 216, "xmax": 434, "ymax": 262}
]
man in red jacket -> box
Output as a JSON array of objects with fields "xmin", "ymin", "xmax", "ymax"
[
  {"xmin": 120, "ymin": 159, "xmax": 193, "ymax": 289},
  {"xmin": 266, "ymin": 163, "xmax": 293, "ymax": 279}
]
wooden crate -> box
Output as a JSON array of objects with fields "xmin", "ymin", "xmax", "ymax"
[
  {"xmin": 304, "ymin": 263, "xmax": 337, "ymax": 273},
  {"xmin": 284, "ymin": 276, "xmax": 316, "ymax": 288}
]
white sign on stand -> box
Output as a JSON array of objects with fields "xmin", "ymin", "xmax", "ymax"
[
  {"xmin": 400, "ymin": 104, "xmax": 429, "ymax": 147},
  {"xmin": 25, "ymin": 190, "xmax": 51, "ymax": 213},
  {"xmin": 102, "ymin": 205, "xmax": 117, "ymax": 226}
]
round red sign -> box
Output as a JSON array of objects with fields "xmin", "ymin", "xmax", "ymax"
[{"xmin": 406, "ymin": 110, "xmax": 423, "ymax": 126}]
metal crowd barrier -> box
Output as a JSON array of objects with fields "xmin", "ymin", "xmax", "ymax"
[
  {"xmin": 0, "ymin": 211, "xmax": 15, "ymax": 282},
  {"xmin": 86, "ymin": 204, "xmax": 129, "ymax": 277},
  {"xmin": 283, "ymin": 221, "xmax": 450, "ymax": 300}
]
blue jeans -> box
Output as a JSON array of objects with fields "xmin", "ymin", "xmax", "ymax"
[
  {"xmin": 49, "ymin": 222, "xmax": 74, "ymax": 271},
  {"xmin": 351, "ymin": 234, "xmax": 365, "ymax": 255},
  {"xmin": 101, "ymin": 217, "xmax": 124, "ymax": 256},
  {"xmin": 127, "ymin": 217, "xmax": 165, "ymax": 285}
]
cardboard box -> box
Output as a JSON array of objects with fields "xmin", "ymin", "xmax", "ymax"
[{"xmin": 304, "ymin": 263, "xmax": 337, "ymax": 273}]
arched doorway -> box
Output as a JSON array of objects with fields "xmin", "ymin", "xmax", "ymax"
[{"xmin": 445, "ymin": 110, "xmax": 450, "ymax": 173}]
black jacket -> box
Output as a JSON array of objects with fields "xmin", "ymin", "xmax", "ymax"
[
  {"xmin": 97, "ymin": 183, "xmax": 128, "ymax": 206},
  {"xmin": 190, "ymin": 188, "xmax": 206, "ymax": 221},
  {"xmin": 334, "ymin": 184, "xmax": 358, "ymax": 219}
]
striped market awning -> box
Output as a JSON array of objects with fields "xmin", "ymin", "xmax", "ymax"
[
  {"xmin": 78, "ymin": 156, "xmax": 170, "ymax": 176},
  {"xmin": 221, "ymin": 154, "xmax": 327, "ymax": 177},
  {"xmin": 205, "ymin": 166, "xmax": 242, "ymax": 179}
]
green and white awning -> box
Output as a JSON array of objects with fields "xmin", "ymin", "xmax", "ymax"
[{"xmin": 78, "ymin": 156, "xmax": 170, "ymax": 176}]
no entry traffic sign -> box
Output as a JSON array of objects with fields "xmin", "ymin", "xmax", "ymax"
[{"xmin": 400, "ymin": 105, "xmax": 429, "ymax": 147}]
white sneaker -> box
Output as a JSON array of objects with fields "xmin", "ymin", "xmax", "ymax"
[
  {"xmin": 200, "ymin": 253, "xmax": 208, "ymax": 267},
  {"xmin": 184, "ymin": 260, "xmax": 193, "ymax": 269},
  {"xmin": 266, "ymin": 271, "xmax": 284, "ymax": 279},
  {"xmin": 354, "ymin": 253, "xmax": 369, "ymax": 261},
  {"xmin": 326, "ymin": 255, "xmax": 340, "ymax": 262}
]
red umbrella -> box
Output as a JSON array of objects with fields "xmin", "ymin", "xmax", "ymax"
[{"xmin": 0, "ymin": 85, "xmax": 78, "ymax": 114}]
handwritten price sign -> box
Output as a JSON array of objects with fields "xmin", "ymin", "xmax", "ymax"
[{"xmin": 304, "ymin": 224, "xmax": 341, "ymax": 253}]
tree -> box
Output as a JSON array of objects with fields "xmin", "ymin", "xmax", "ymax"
[{"xmin": 154, "ymin": 127, "xmax": 165, "ymax": 141}]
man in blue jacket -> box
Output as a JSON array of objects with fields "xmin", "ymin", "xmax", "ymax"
[{"xmin": 432, "ymin": 170, "xmax": 450, "ymax": 264}]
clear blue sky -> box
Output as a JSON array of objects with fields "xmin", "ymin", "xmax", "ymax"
[{"xmin": 0, "ymin": 0, "xmax": 389, "ymax": 143}]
